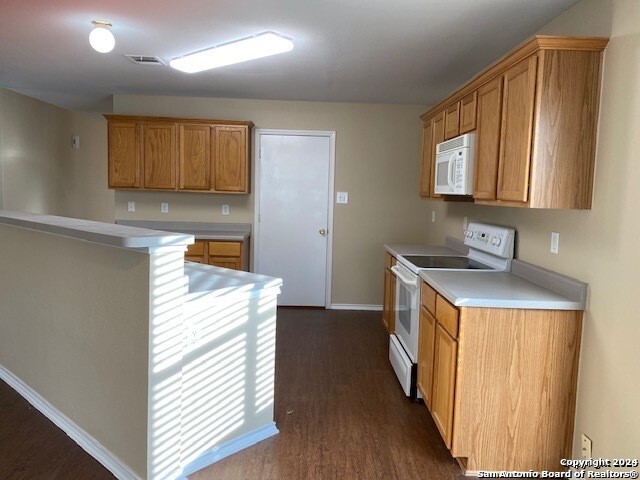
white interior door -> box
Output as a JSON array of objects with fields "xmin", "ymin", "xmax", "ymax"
[{"xmin": 255, "ymin": 131, "xmax": 334, "ymax": 306}]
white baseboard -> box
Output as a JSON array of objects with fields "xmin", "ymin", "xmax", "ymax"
[
  {"xmin": 178, "ymin": 423, "xmax": 279, "ymax": 479},
  {"xmin": 0, "ymin": 365, "xmax": 140, "ymax": 480},
  {"xmin": 329, "ymin": 304, "xmax": 383, "ymax": 311}
]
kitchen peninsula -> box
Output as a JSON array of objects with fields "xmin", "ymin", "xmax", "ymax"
[{"xmin": 0, "ymin": 210, "xmax": 282, "ymax": 480}]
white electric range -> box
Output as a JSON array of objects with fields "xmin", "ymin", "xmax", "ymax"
[{"xmin": 389, "ymin": 223, "xmax": 516, "ymax": 400}]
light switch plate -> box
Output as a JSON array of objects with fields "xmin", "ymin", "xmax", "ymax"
[
  {"xmin": 127, "ymin": 201, "xmax": 135, "ymax": 213},
  {"xmin": 222, "ymin": 204, "xmax": 230, "ymax": 215},
  {"xmin": 71, "ymin": 135, "xmax": 80, "ymax": 149},
  {"xmin": 463, "ymin": 216, "xmax": 468, "ymax": 229},
  {"xmin": 336, "ymin": 192, "xmax": 349, "ymax": 204},
  {"xmin": 161, "ymin": 202, "xmax": 169, "ymax": 214},
  {"xmin": 431, "ymin": 211, "xmax": 436, "ymax": 223},
  {"xmin": 550, "ymin": 232, "xmax": 559, "ymax": 254}
]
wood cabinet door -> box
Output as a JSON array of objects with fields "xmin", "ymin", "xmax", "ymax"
[
  {"xmin": 497, "ymin": 55, "xmax": 538, "ymax": 202},
  {"xmin": 444, "ymin": 102, "xmax": 460, "ymax": 140},
  {"xmin": 420, "ymin": 120, "xmax": 434, "ymax": 198},
  {"xmin": 144, "ymin": 123, "xmax": 177, "ymax": 189},
  {"xmin": 212, "ymin": 126, "xmax": 248, "ymax": 193},
  {"xmin": 108, "ymin": 122, "xmax": 142, "ymax": 188},
  {"xmin": 459, "ymin": 91, "xmax": 477, "ymax": 134},
  {"xmin": 389, "ymin": 272, "xmax": 396, "ymax": 333},
  {"xmin": 431, "ymin": 111, "xmax": 446, "ymax": 198},
  {"xmin": 474, "ymin": 77, "xmax": 503, "ymax": 199},
  {"xmin": 418, "ymin": 306, "xmax": 437, "ymax": 410},
  {"xmin": 431, "ymin": 323, "xmax": 458, "ymax": 449},
  {"xmin": 383, "ymin": 268, "xmax": 391, "ymax": 332},
  {"xmin": 179, "ymin": 124, "xmax": 211, "ymax": 190}
]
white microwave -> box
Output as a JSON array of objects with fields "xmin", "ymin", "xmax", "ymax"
[{"xmin": 434, "ymin": 132, "xmax": 476, "ymax": 195}]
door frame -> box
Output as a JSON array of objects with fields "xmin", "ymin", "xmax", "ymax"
[{"xmin": 253, "ymin": 129, "xmax": 336, "ymax": 308}]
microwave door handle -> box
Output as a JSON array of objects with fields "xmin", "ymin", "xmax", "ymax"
[
  {"xmin": 447, "ymin": 152, "xmax": 456, "ymax": 190},
  {"xmin": 390, "ymin": 265, "xmax": 418, "ymax": 288}
]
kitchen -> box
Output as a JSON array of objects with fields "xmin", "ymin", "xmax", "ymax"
[{"xmin": 0, "ymin": 0, "xmax": 639, "ymax": 478}]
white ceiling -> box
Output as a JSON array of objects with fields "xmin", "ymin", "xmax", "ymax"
[{"xmin": 0, "ymin": 0, "xmax": 580, "ymax": 112}]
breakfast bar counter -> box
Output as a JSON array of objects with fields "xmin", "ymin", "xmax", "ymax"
[{"xmin": 0, "ymin": 210, "xmax": 281, "ymax": 480}]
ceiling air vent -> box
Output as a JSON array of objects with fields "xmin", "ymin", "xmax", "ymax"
[{"xmin": 125, "ymin": 55, "xmax": 165, "ymax": 66}]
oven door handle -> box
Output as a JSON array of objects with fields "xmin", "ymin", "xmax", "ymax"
[{"xmin": 390, "ymin": 265, "xmax": 419, "ymax": 288}]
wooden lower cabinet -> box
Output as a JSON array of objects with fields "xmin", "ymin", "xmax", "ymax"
[
  {"xmin": 431, "ymin": 323, "xmax": 457, "ymax": 450},
  {"xmin": 185, "ymin": 239, "xmax": 248, "ymax": 271},
  {"xmin": 417, "ymin": 280, "xmax": 582, "ymax": 472},
  {"xmin": 417, "ymin": 306, "xmax": 436, "ymax": 409},
  {"xmin": 382, "ymin": 252, "xmax": 397, "ymax": 332}
]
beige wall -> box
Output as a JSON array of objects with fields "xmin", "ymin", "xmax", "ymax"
[
  {"xmin": 113, "ymin": 95, "xmax": 429, "ymax": 305},
  {"xmin": 0, "ymin": 225, "xmax": 150, "ymax": 477},
  {"xmin": 422, "ymin": 0, "xmax": 639, "ymax": 459},
  {"xmin": 0, "ymin": 89, "xmax": 113, "ymax": 221}
]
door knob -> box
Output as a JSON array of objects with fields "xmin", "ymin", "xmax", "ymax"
[{"xmin": 319, "ymin": 228, "xmax": 327, "ymax": 235}]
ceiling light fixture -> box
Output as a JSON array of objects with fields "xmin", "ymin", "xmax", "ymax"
[
  {"xmin": 170, "ymin": 32, "xmax": 294, "ymax": 74},
  {"xmin": 89, "ymin": 20, "xmax": 115, "ymax": 53}
]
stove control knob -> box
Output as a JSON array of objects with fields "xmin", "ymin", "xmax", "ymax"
[
  {"xmin": 464, "ymin": 230, "xmax": 472, "ymax": 238},
  {"xmin": 492, "ymin": 236, "xmax": 501, "ymax": 246}
]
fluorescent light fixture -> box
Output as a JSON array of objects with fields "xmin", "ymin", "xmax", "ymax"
[
  {"xmin": 170, "ymin": 32, "xmax": 294, "ymax": 73},
  {"xmin": 89, "ymin": 20, "xmax": 115, "ymax": 53}
]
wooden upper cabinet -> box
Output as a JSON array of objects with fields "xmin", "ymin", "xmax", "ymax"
[
  {"xmin": 497, "ymin": 55, "xmax": 538, "ymax": 203},
  {"xmin": 419, "ymin": 36, "xmax": 608, "ymax": 209},
  {"xmin": 179, "ymin": 124, "xmax": 211, "ymax": 191},
  {"xmin": 104, "ymin": 115, "xmax": 253, "ymax": 194},
  {"xmin": 459, "ymin": 91, "xmax": 477, "ymax": 134},
  {"xmin": 431, "ymin": 111, "xmax": 446, "ymax": 198},
  {"xmin": 444, "ymin": 103, "xmax": 460, "ymax": 140},
  {"xmin": 212, "ymin": 126, "xmax": 249, "ymax": 193},
  {"xmin": 474, "ymin": 77, "xmax": 503, "ymax": 200},
  {"xmin": 108, "ymin": 122, "xmax": 142, "ymax": 188},
  {"xmin": 420, "ymin": 119, "xmax": 434, "ymax": 198},
  {"xmin": 143, "ymin": 123, "xmax": 177, "ymax": 189}
]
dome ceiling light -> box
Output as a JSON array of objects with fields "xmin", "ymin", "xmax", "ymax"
[{"xmin": 89, "ymin": 20, "xmax": 115, "ymax": 53}]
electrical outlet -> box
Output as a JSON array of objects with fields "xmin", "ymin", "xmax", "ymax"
[
  {"xmin": 336, "ymin": 192, "xmax": 349, "ymax": 204},
  {"xmin": 127, "ymin": 201, "xmax": 135, "ymax": 213},
  {"xmin": 550, "ymin": 232, "xmax": 560, "ymax": 254},
  {"xmin": 222, "ymin": 204, "xmax": 230, "ymax": 215},
  {"xmin": 581, "ymin": 433, "xmax": 592, "ymax": 459},
  {"xmin": 161, "ymin": 202, "xmax": 169, "ymax": 214},
  {"xmin": 463, "ymin": 216, "xmax": 468, "ymax": 229},
  {"xmin": 431, "ymin": 211, "xmax": 436, "ymax": 223}
]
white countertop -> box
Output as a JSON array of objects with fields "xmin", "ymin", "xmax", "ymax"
[
  {"xmin": 419, "ymin": 269, "xmax": 586, "ymax": 310},
  {"xmin": 116, "ymin": 220, "xmax": 251, "ymax": 241},
  {"xmin": 386, "ymin": 238, "xmax": 587, "ymax": 310},
  {"xmin": 184, "ymin": 262, "xmax": 282, "ymax": 300},
  {"xmin": 0, "ymin": 210, "xmax": 194, "ymax": 249}
]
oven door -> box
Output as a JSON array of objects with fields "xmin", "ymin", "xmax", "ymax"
[{"xmin": 390, "ymin": 263, "xmax": 419, "ymax": 362}]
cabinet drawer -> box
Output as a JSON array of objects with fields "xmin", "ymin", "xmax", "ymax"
[
  {"xmin": 421, "ymin": 281, "xmax": 437, "ymax": 314},
  {"xmin": 208, "ymin": 241, "xmax": 241, "ymax": 257},
  {"xmin": 435, "ymin": 295, "xmax": 459, "ymax": 338},
  {"xmin": 186, "ymin": 241, "xmax": 205, "ymax": 256},
  {"xmin": 185, "ymin": 256, "xmax": 205, "ymax": 264},
  {"xmin": 208, "ymin": 257, "xmax": 241, "ymax": 270}
]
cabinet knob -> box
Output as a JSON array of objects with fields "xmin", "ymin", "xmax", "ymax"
[{"xmin": 319, "ymin": 228, "xmax": 327, "ymax": 235}]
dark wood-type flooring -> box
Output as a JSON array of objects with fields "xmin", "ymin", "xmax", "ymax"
[{"xmin": 0, "ymin": 308, "xmax": 464, "ymax": 480}]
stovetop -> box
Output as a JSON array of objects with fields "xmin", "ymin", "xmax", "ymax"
[{"xmin": 400, "ymin": 255, "xmax": 493, "ymax": 270}]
